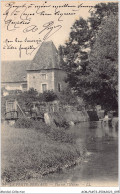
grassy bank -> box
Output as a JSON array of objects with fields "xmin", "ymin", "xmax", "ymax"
[{"xmin": 1, "ymin": 120, "xmax": 85, "ymax": 184}]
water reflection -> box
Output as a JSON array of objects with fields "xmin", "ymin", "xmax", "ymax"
[
  {"xmin": 70, "ymin": 121, "xmax": 118, "ymax": 152},
  {"xmin": 88, "ymin": 121, "xmax": 118, "ymax": 138},
  {"xmin": 71, "ymin": 121, "xmax": 118, "ymax": 183},
  {"xmin": 79, "ymin": 121, "xmax": 118, "ymax": 139},
  {"xmin": 81, "ymin": 121, "xmax": 118, "ymax": 152}
]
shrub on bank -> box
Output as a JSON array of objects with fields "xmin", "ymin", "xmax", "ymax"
[
  {"xmin": 14, "ymin": 117, "xmax": 47, "ymax": 130},
  {"xmin": 35, "ymin": 122, "xmax": 76, "ymax": 144},
  {"xmin": 14, "ymin": 117, "xmax": 34, "ymax": 128},
  {"xmin": 14, "ymin": 117, "xmax": 76, "ymax": 144},
  {"xmin": 50, "ymin": 112, "xmax": 70, "ymax": 128},
  {"xmin": 47, "ymin": 127, "xmax": 76, "ymax": 144}
]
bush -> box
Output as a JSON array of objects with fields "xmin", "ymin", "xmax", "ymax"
[
  {"xmin": 35, "ymin": 122, "xmax": 76, "ymax": 144},
  {"xmin": 14, "ymin": 117, "xmax": 34, "ymax": 128},
  {"xmin": 52, "ymin": 112, "xmax": 70, "ymax": 128},
  {"xmin": 14, "ymin": 117, "xmax": 48, "ymax": 130},
  {"xmin": 48, "ymin": 128, "xmax": 76, "ymax": 144},
  {"xmin": 34, "ymin": 121, "xmax": 51, "ymax": 134},
  {"xmin": 57, "ymin": 87, "xmax": 79, "ymax": 106},
  {"xmin": 39, "ymin": 90, "xmax": 58, "ymax": 102}
]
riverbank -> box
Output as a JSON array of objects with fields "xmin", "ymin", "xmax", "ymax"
[
  {"xmin": 1, "ymin": 122, "xmax": 86, "ymax": 185},
  {"xmin": 2, "ymin": 121, "xmax": 118, "ymax": 187}
]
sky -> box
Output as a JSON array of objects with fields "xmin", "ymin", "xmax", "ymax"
[{"xmin": 1, "ymin": 0, "xmax": 117, "ymax": 61}]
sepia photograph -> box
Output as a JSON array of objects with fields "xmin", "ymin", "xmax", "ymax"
[{"xmin": 1, "ymin": 0, "xmax": 119, "ymax": 188}]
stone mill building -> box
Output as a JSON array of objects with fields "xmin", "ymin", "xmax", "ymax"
[
  {"xmin": 27, "ymin": 41, "xmax": 66, "ymax": 93},
  {"xmin": 1, "ymin": 41, "xmax": 67, "ymax": 95}
]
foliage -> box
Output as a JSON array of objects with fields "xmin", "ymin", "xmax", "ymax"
[
  {"xmin": 17, "ymin": 88, "xmax": 39, "ymax": 110},
  {"xmin": 15, "ymin": 117, "xmax": 73, "ymax": 143},
  {"xmin": 88, "ymin": 2, "xmax": 118, "ymax": 47},
  {"xmin": 83, "ymin": 14, "xmax": 118, "ymax": 110},
  {"xmin": 59, "ymin": 17, "xmax": 90, "ymax": 88},
  {"xmin": 57, "ymin": 87, "xmax": 79, "ymax": 106},
  {"xmin": 89, "ymin": 3, "xmax": 118, "ymax": 31},
  {"xmin": 47, "ymin": 128, "xmax": 76, "ymax": 144},
  {"xmin": 2, "ymin": 89, "xmax": 58, "ymax": 117},
  {"xmin": 59, "ymin": 2, "xmax": 118, "ymax": 111},
  {"xmin": 14, "ymin": 117, "xmax": 36, "ymax": 128},
  {"xmin": 35, "ymin": 123, "xmax": 76, "ymax": 144},
  {"xmin": 1, "ymin": 88, "xmax": 40, "ymax": 113},
  {"xmin": 51, "ymin": 112, "xmax": 70, "ymax": 129},
  {"xmin": 39, "ymin": 90, "xmax": 58, "ymax": 102}
]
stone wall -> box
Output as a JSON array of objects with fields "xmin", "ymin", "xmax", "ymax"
[
  {"xmin": 63, "ymin": 111, "xmax": 89, "ymax": 123},
  {"xmin": 27, "ymin": 70, "xmax": 54, "ymax": 92},
  {"xmin": 27, "ymin": 69, "xmax": 67, "ymax": 93},
  {"xmin": 44, "ymin": 110, "xmax": 89, "ymax": 126}
]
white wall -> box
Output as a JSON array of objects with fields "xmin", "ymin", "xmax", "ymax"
[{"xmin": 1, "ymin": 82, "xmax": 27, "ymax": 91}]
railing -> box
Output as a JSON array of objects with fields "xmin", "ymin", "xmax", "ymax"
[
  {"xmin": 5, "ymin": 111, "xmax": 18, "ymax": 120},
  {"xmin": 5, "ymin": 100, "xmax": 26, "ymax": 121}
]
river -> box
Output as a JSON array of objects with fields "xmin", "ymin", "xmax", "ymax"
[{"xmin": 42, "ymin": 121, "xmax": 118, "ymax": 187}]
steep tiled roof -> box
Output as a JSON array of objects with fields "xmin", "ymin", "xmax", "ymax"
[
  {"xmin": 1, "ymin": 42, "xmax": 61, "ymax": 83},
  {"xmin": 1, "ymin": 60, "xmax": 30, "ymax": 83},
  {"xmin": 28, "ymin": 41, "xmax": 61, "ymax": 70}
]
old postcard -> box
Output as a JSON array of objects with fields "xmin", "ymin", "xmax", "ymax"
[{"xmin": 1, "ymin": 0, "xmax": 119, "ymax": 189}]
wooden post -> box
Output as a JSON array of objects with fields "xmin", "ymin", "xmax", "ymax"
[
  {"xmin": 5, "ymin": 100, "xmax": 8, "ymax": 112},
  {"xmin": 14, "ymin": 99, "xmax": 17, "ymax": 111}
]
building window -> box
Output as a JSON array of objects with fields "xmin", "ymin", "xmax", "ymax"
[
  {"xmin": 22, "ymin": 84, "xmax": 27, "ymax": 91},
  {"xmin": 42, "ymin": 84, "xmax": 47, "ymax": 92},
  {"xmin": 41, "ymin": 74, "xmax": 46, "ymax": 79},
  {"xmin": 22, "ymin": 84, "xmax": 27, "ymax": 89},
  {"xmin": 58, "ymin": 83, "xmax": 61, "ymax": 92}
]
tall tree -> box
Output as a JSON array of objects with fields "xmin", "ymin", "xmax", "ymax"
[
  {"xmin": 84, "ymin": 14, "xmax": 118, "ymax": 110},
  {"xmin": 59, "ymin": 18, "xmax": 90, "ymax": 90},
  {"xmin": 59, "ymin": 2, "xmax": 118, "ymax": 111},
  {"xmin": 88, "ymin": 2, "xmax": 118, "ymax": 46}
]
